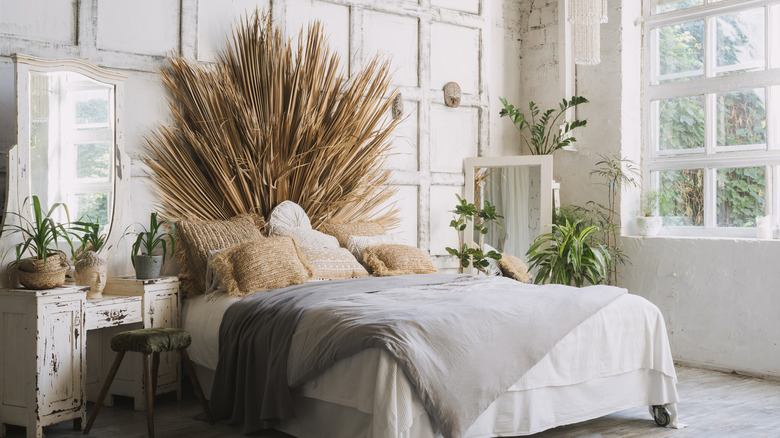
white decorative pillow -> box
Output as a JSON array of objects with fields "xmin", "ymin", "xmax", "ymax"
[
  {"xmin": 286, "ymin": 227, "xmax": 340, "ymax": 250},
  {"xmin": 268, "ymin": 201, "xmax": 311, "ymax": 235},
  {"xmin": 347, "ymin": 234, "xmax": 406, "ymax": 263},
  {"xmin": 299, "ymin": 246, "xmax": 369, "ymax": 280},
  {"xmin": 481, "ymin": 243, "xmax": 503, "ymax": 277}
]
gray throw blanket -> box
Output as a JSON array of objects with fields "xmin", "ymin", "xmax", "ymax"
[{"xmin": 210, "ymin": 274, "xmax": 625, "ymax": 438}]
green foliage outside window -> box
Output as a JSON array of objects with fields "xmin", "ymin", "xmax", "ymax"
[
  {"xmin": 75, "ymin": 97, "xmax": 109, "ymax": 125},
  {"xmin": 656, "ymin": 10, "xmax": 767, "ymax": 228}
]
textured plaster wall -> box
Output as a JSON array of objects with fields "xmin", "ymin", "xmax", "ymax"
[
  {"xmin": 515, "ymin": 0, "xmax": 780, "ymax": 377},
  {"xmin": 0, "ymin": 0, "xmax": 524, "ymax": 272}
]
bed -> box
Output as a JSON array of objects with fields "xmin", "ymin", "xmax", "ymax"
[{"xmin": 182, "ymin": 274, "xmax": 680, "ymax": 438}]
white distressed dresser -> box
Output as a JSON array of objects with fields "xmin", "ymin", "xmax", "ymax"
[{"xmin": 0, "ymin": 276, "xmax": 180, "ymax": 438}]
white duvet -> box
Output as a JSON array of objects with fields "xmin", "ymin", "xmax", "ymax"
[{"xmin": 183, "ymin": 292, "xmax": 679, "ymax": 437}]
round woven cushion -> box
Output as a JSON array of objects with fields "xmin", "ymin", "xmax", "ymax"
[
  {"xmin": 268, "ymin": 201, "xmax": 311, "ymax": 235},
  {"xmin": 110, "ymin": 328, "xmax": 192, "ymax": 354}
]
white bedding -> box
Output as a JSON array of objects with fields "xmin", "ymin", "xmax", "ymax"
[{"xmin": 183, "ymin": 292, "xmax": 679, "ymax": 437}]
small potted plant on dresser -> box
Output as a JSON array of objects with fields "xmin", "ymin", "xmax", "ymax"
[
  {"xmin": 130, "ymin": 212, "xmax": 176, "ymax": 279},
  {"xmin": 636, "ymin": 190, "xmax": 664, "ymax": 237},
  {"xmin": 0, "ymin": 195, "xmax": 74, "ymax": 289},
  {"xmin": 71, "ymin": 219, "xmax": 109, "ymax": 298}
]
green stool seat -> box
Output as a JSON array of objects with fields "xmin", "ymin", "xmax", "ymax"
[
  {"xmin": 110, "ymin": 328, "xmax": 192, "ymax": 354},
  {"xmin": 85, "ymin": 328, "xmax": 213, "ymax": 438}
]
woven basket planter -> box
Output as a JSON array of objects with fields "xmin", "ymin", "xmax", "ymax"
[{"xmin": 16, "ymin": 253, "xmax": 69, "ymax": 289}]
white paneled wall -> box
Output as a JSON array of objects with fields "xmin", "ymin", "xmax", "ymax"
[{"xmin": 0, "ymin": 0, "xmax": 520, "ymax": 271}]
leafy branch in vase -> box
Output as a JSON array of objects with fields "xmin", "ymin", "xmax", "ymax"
[{"xmin": 445, "ymin": 195, "xmax": 503, "ymax": 274}]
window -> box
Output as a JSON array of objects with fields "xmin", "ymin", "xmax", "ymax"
[{"xmin": 644, "ymin": 0, "xmax": 780, "ymax": 237}]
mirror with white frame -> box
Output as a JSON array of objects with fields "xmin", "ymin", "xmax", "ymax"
[
  {"xmin": 465, "ymin": 156, "xmax": 553, "ymax": 262},
  {"xmin": 0, "ymin": 54, "xmax": 133, "ymax": 286}
]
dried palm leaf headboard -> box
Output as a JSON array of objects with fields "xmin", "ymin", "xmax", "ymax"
[{"xmin": 144, "ymin": 11, "xmax": 400, "ymax": 229}]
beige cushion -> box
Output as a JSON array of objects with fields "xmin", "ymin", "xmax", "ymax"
[
  {"xmin": 363, "ymin": 244, "xmax": 437, "ymax": 276},
  {"xmin": 207, "ymin": 236, "xmax": 311, "ymax": 298},
  {"xmin": 175, "ymin": 216, "xmax": 264, "ymax": 297},
  {"xmin": 321, "ymin": 222, "xmax": 385, "ymax": 247},
  {"xmin": 346, "ymin": 234, "xmax": 406, "ymax": 263},
  {"xmin": 299, "ymin": 246, "xmax": 369, "ymax": 280},
  {"xmin": 268, "ymin": 201, "xmax": 311, "ymax": 235},
  {"xmin": 499, "ymin": 254, "xmax": 532, "ymax": 283},
  {"xmin": 284, "ymin": 227, "xmax": 340, "ymax": 250}
]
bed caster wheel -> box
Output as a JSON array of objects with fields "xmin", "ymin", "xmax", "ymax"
[{"xmin": 652, "ymin": 405, "xmax": 671, "ymax": 427}]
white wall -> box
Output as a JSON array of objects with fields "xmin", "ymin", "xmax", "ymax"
[
  {"xmin": 514, "ymin": 0, "xmax": 780, "ymax": 377},
  {"xmin": 0, "ymin": 0, "xmax": 524, "ymax": 272}
]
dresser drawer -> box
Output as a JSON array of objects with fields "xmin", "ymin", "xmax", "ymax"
[{"xmin": 85, "ymin": 296, "xmax": 143, "ymax": 330}]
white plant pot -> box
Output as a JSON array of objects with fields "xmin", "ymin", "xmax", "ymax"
[{"xmin": 636, "ymin": 216, "xmax": 662, "ymax": 236}]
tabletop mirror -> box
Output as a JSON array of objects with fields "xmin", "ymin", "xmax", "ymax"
[
  {"xmin": 0, "ymin": 54, "xmax": 132, "ymax": 286},
  {"xmin": 465, "ymin": 156, "xmax": 553, "ymax": 264}
]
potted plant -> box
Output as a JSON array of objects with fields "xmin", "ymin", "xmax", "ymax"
[
  {"xmin": 71, "ymin": 219, "xmax": 109, "ymax": 297},
  {"xmin": 525, "ymin": 219, "xmax": 611, "ymax": 287},
  {"xmin": 129, "ymin": 212, "xmax": 175, "ymax": 279},
  {"xmin": 499, "ymin": 96, "xmax": 589, "ymax": 155},
  {"xmin": 636, "ymin": 190, "xmax": 664, "ymax": 237},
  {"xmin": 0, "ymin": 195, "xmax": 73, "ymax": 289}
]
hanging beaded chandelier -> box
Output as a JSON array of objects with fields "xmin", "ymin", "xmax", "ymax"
[{"xmin": 568, "ymin": 0, "xmax": 608, "ymax": 65}]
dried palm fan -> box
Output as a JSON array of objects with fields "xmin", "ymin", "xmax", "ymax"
[{"xmin": 144, "ymin": 11, "xmax": 400, "ymax": 229}]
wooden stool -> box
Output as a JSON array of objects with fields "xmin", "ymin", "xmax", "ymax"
[{"xmin": 84, "ymin": 328, "xmax": 214, "ymax": 437}]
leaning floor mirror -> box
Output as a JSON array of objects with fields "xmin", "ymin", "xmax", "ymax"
[
  {"xmin": 0, "ymin": 54, "xmax": 133, "ymax": 286},
  {"xmin": 465, "ymin": 156, "xmax": 553, "ymax": 265}
]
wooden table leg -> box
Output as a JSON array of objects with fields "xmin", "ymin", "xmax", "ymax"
[
  {"xmin": 180, "ymin": 349, "xmax": 214, "ymax": 424},
  {"xmin": 84, "ymin": 351, "xmax": 126, "ymax": 434},
  {"xmin": 143, "ymin": 353, "xmax": 155, "ymax": 438}
]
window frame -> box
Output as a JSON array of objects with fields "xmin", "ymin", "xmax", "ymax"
[{"xmin": 643, "ymin": 0, "xmax": 780, "ymax": 238}]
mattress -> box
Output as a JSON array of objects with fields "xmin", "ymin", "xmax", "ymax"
[{"xmin": 183, "ymin": 292, "xmax": 679, "ymax": 436}]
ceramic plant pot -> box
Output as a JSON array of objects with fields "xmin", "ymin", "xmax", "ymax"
[
  {"xmin": 75, "ymin": 251, "xmax": 108, "ymax": 298},
  {"xmin": 636, "ymin": 216, "xmax": 663, "ymax": 237},
  {"xmin": 133, "ymin": 255, "xmax": 163, "ymax": 280}
]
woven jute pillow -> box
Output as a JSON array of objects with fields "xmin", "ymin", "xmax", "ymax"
[
  {"xmin": 499, "ymin": 253, "xmax": 532, "ymax": 283},
  {"xmin": 298, "ymin": 246, "xmax": 369, "ymax": 280},
  {"xmin": 362, "ymin": 244, "xmax": 437, "ymax": 276},
  {"xmin": 320, "ymin": 222, "xmax": 385, "ymax": 247},
  {"xmin": 207, "ymin": 236, "xmax": 311, "ymax": 298},
  {"xmin": 175, "ymin": 215, "xmax": 264, "ymax": 297},
  {"xmin": 346, "ymin": 233, "xmax": 406, "ymax": 263}
]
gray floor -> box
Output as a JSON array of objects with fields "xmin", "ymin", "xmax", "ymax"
[{"xmin": 5, "ymin": 366, "xmax": 780, "ymax": 437}]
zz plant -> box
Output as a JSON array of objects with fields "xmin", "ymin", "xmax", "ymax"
[
  {"xmin": 499, "ymin": 96, "xmax": 589, "ymax": 155},
  {"xmin": 445, "ymin": 195, "xmax": 503, "ymax": 274},
  {"xmin": 525, "ymin": 219, "xmax": 611, "ymax": 287}
]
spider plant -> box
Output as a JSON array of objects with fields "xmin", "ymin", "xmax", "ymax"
[
  {"xmin": 0, "ymin": 195, "xmax": 73, "ymax": 268},
  {"xmin": 525, "ymin": 219, "xmax": 611, "ymax": 287},
  {"xmin": 130, "ymin": 212, "xmax": 175, "ymax": 266},
  {"xmin": 70, "ymin": 219, "xmax": 108, "ymax": 260}
]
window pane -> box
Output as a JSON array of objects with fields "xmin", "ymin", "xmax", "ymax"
[
  {"xmin": 74, "ymin": 89, "xmax": 110, "ymax": 127},
  {"xmin": 77, "ymin": 193, "xmax": 110, "ymax": 226},
  {"xmin": 716, "ymin": 89, "xmax": 766, "ymax": 148},
  {"xmin": 657, "ymin": 169, "xmax": 704, "ymax": 226},
  {"xmin": 657, "ymin": 96, "xmax": 705, "ymax": 151},
  {"xmin": 657, "ymin": 19, "xmax": 703, "ymax": 83},
  {"xmin": 76, "ymin": 142, "xmax": 111, "ymax": 179},
  {"xmin": 655, "ymin": 0, "xmax": 702, "ymax": 14},
  {"xmin": 716, "ymin": 167, "xmax": 766, "ymax": 227},
  {"xmin": 715, "ymin": 8, "xmax": 765, "ymax": 76}
]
